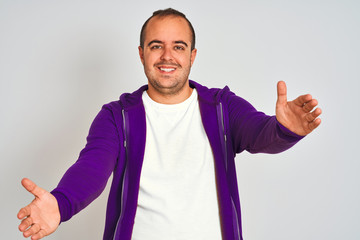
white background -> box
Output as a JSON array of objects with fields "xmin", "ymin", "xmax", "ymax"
[{"xmin": 1, "ymin": 0, "xmax": 359, "ymax": 239}]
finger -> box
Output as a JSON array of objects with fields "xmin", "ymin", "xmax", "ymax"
[
  {"xmin": 305, "ymin": 108, "xmax": 322, "ymax": 122},
  {"xmin": 276, "ymin": 81, "xmax": 287, "ymax": 105},
  {"xmin": 303, "ymin": 99, "xmax": 318, "ymax": 113},
  {"xmin": 24, "ymin": 223, "xmax": 41, "ymax": 238},
  {"xmin": 312, "ymin": 107, "xmax": 322, "ymax": 119},
  {"xmin": 19, "ymin": 216, "xmax": 33, "ymax": 231},
  {"xmin": 21, "ymin": 178, "xmax": 46, "ymax": 198},
  {"xmin": 18, "ymin": 205, "xmax": 31, "ymax": 220},
  {"xmin": 31, "ymin": 229, "xmax": 47, "ymax": 240},
  {"xmin": 309, "ymin": 118, "xmax": 322, "ymax": 131},
  {"xmin": 293, "ymin": 94, "xmax": 312, "ymax": 107},
  {"xmin": 305, "ymin": 113, "xmax": 315, "ymax": 122}
]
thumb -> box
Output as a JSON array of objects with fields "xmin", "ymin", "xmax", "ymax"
[
  {"xmin": 21, "ymin": 178, "xmax": 46, "ymax": 198},
  {"xmin": 277, "ymin": 81, "xmax": 287, "ymax": 105}
]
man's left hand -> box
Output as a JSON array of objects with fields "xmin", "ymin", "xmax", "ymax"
[{"xmin": 276, "ymin": 81, "xmax": 322, "ymax": 136}]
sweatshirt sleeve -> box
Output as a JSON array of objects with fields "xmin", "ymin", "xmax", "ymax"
[
  {"xmin": 225, "ymin": 91, "xmax": 304, "ymax": 154},
  {"xmin": 51, "ymin": 103, "xmax": 122, "ymax": 222}
]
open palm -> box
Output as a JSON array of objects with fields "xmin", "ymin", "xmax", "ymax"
[
  {"xmin": 276, "ymin": 81, "xmax": 322, "ymax": 136},
  {"xmin": 17, "ymin": 178, "xmax": 60, "ymax": 240}
]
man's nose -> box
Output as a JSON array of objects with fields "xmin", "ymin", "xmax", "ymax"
[{"xmin": 160, "ymin": 46, "xmax": 174, "ymax": 61}]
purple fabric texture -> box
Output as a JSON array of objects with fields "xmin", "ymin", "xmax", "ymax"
[{"xmin": 51, "ymin": 80, "xmax": 303, "ymax": 240}]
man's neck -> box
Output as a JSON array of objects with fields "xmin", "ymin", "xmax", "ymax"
[{"xmin": 146, "ymin": 84, "xmax": 193, "ymax": 104}]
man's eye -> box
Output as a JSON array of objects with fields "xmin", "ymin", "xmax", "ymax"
[
  {"xmin": 150, "ymin": 45, "xmax": 161, "ymax": 50},
  {"xmin": 174, "ymin": 46, "xmax": 185, "ymax": 50}
]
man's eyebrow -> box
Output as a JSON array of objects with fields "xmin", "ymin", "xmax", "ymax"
[
  {"xmin": 148, "ymin": 40, "xmax": 163, "ymax": 46},
  {"xmin": 174, "ymin": 41, "xmax": 188, "ymax": 47},
  {"xmin": 147, "ymin": 40, "xmax": 189, "ymax": 47}
]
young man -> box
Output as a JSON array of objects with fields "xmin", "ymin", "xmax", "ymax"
[{"xmin": 18, "ymin": 8, "xmax": 321, "ymax": 240}]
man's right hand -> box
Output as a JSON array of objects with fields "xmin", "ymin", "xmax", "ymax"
[{"xmin": 17, "ymin": 178, "xmax": 60, "ymax": 240}]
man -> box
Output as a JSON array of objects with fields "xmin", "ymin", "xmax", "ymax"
[{"xmin": 17, "ymin": 8, "xmax": 321, "ymax": 240}]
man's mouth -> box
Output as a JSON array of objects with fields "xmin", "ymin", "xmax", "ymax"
[{"xmin": 158, "ymin": 66, "xmax": 176, "ymax": 73}]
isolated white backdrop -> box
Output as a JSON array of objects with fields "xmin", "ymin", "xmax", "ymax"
[{"xmin": 1, "ymin": 0, "xmax": 359, "ymax": 239}]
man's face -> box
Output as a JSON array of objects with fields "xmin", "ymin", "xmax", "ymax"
[{"xmin": 139, "ymin": 16, "xmax": 197, "ymax": 97}]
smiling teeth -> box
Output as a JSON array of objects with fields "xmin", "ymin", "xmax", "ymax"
[{"xmin": 160, "ymin": 68, "xmax": 175, "ymax": 72}]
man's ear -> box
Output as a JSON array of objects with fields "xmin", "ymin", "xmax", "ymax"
[
  {"xmin": 190, "ymin": 48, "xmax": 197, "ymax": 66},
  {"xmin": 138, "ymin": 46, "xmax": 145, "ymax": 65}
]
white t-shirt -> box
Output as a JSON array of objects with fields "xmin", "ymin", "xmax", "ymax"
[{"xmin": 131, "ymin": 89, "xmax": 222, "ymax": 240}]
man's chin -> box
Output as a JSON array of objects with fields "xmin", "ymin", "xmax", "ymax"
[
  {"xmin": 151, "ymin": 81, "xmax": 186, "ymax": 95},
  {"xmin": 155, "ymin": 85, "xmax": 181, "ymax": 95}
]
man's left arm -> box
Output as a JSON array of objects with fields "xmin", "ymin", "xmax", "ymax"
[{"xmin": 225, "ymin": 81, "xmax": 321, "ymax": 154}]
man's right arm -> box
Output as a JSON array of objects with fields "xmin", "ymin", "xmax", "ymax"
[
  {"xmin": 51, "ymin": 103, "xmax": 122, "ymax": 222},
  {"xmin": 18, "ymin": 103, "xmax": 124, "ymax": 239}
]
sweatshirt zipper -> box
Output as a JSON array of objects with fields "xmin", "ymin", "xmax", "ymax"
[
  {"xmin": 219, "ymin": 102, "xmax": 241, "ymax": 240},
  {"xmin": 231, "ymin": 198, "xmax": 241, "ymax": 240},
  {"xmin": 219, "ymin": 102, "xmax": 228, "ymax": 171},
  {"xmin": 113, "ymin": 109, "xmax": 129, "ymax": 240}
]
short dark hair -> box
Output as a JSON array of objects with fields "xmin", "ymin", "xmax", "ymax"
[{"xmin": 140, "ymin": 8, "xmax": 196, "ymax": 50}]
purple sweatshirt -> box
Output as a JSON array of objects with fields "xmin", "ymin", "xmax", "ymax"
[{"xmin": 51, "ymin": 80, "xmax": 303, "ymax": 240}]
